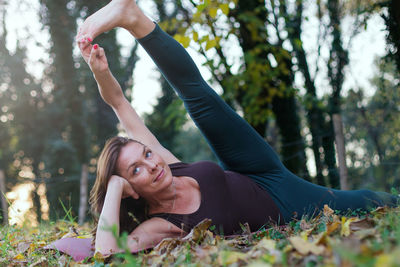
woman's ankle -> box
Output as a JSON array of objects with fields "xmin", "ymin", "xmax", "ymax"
[{"xmin": 125, "ymin": 13, "xmax": 156, "ymax": 39}]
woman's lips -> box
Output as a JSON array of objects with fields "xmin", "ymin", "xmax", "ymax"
[{"xmin": 154, "ymin": 169, "xmax": 164, "ymax": 182}]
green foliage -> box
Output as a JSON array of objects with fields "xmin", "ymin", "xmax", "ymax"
[
  {"xmin": 59, "ymin": 197, "xmax": 77, "ymax": 223},
  {"xmin": 168, "ymin": 0, "xmax": 309, "ymax": 176},
  {"xmin": 343, "ymin": 56, "xmax": 400, "ymax": 190}
]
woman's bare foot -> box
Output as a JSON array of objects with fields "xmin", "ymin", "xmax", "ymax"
[{"xmin": 77, "ymin": 0, "xmax": 140, "ymax": 40}]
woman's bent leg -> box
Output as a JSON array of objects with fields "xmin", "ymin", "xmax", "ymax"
[{"xmin": 137, "ymin": 25, "xmax": 285, "ymax": 175}]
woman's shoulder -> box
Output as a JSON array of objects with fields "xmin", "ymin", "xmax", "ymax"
[{"xmin": 168, "ymin": 160, "xmax": 220, "ymax": 169}]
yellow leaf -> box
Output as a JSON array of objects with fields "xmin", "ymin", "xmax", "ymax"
[
  {"xmin": 256, "ymin": 239, "xmax": 276, "ymax": 250},
  {"xmin": 181, "ymin": 36, "xmax": 191, "ymax": 48},
  {"xmin": 14, "ymin": 253, "xmax": 25, "ymax": 260},
  {"xmin": 289, "ymin": 236, "xmax": 325, "ymax": 255},
  {"xmin": 199, "ymin": 35, "xmax": 209, "ymax": 43},
  {"xmin": 94, "ymin": 251, "xmax": 107, "ymax": 263},
  {"xmin": 219, "ymin": 3, "xmax": 230, "ymax": 15},
  {"xmin": 193, "ymin": 31, "xmax": 199, "ymax": 42},
  {"xmin": 340, "ymin": 217, "xmax": 358, "ymax": 237},
  {"xmin": 375, "ymin": 254, "xmax": 393, "ymax": 267},
  {"xmin": 173, "ymin": 34, "xmax": 182, "ymax": 43},
  {"xmin": 218, "ymin": 251, "xmax": 247, "ymax": 265},
  {"xmin": 326, "ymin": 221, "xmax": 340, "ymax": 235},
  {"xmin": 77, "ymin": 234, "xmax": 92, "ymax": 239},
  {"xmin": 193, "ymin": 10, "xmax": 202, "ymax": 21},
  {"xmin": 209, "ymin": 7, "xmax": 218, "ymax": 19},
  {"xmin": 205, "ymin": 39, "xmax": 217, "ymax": 51},
  {"xmin": 28, "ymin": 243, "xmax": 36, "ymax": 254}
]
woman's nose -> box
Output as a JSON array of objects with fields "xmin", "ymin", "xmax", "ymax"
[{"xmin": 145, "ymin": 160, "xmax": 157, "ymax": 171}]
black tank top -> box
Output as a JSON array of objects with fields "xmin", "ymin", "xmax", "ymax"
[{"xmin": 149, "ymin": 161, "xmax": 283, "ymax": 235}]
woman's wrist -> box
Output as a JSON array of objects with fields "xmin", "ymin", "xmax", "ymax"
[
  {"xmin": 93, "ymin": 68, "xmax": 112, "ymax": 81},
  {"xmin": 107, "ymin": 175, "xmax": 124, "ymax": 190}
]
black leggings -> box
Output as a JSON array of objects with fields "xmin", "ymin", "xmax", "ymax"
[{"xmin": 137, "ymin": 24, "xmax": 398, "ymax": 222}]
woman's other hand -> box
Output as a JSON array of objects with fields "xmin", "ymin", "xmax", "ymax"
[
  {"xmin": 77, "ymin": 37, "xmax": 109, "ymax": 75},
  {"xmin": 108, "ymin": 175, "xmax": 139, "ymax": 200}
]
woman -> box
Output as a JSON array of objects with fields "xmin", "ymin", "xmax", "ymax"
[{"xmin": 76, "ymin": 0, "xmax": 397, "ymax": 255}]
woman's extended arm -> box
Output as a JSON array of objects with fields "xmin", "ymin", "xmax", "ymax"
[
  {"xmin": 96, "ymin": 176, "xmax": 182, "ymax": 255},
  {"xmin": 77, "ymin": 38, "xmax": 179, "ymax": 164}
]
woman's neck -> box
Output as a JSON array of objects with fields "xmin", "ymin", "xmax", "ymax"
[{"xmin": 147, "ymin": 176, "xmax": 181, "ymax": 214}]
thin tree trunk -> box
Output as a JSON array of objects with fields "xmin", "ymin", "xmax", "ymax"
[
  {"xmin": 32, "ymin": 184, "xmax": 42, "ymax": 223},
  {"xmin": 78, "ymin": 163, "xmax": 89, "ymax": 225},
  {"xmin": 332, "ymin": 114, "xmax": 348, "ymax": 190},
  {"xmin": 0, "ymin": 169, "xmax": 8, "ymax": 225}
]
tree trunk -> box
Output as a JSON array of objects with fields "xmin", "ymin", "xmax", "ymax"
[
  {"xmin": 326, "ymin": 0, "xmax": 348, "ymax": 188},
  {"xmin": 0, "ymin": 169, "xmax": 8, "ymax": 225},
  {"xmin": 282, "ymin": 0, "xmax": 330, "ymax": 184},
  {"xmin": 78, "ymin": 163, "xmax": 89, "ymax": 225},
  {"xmin": 272, "ymin": 95, "xmax": 310, "ymax": 180},
  {"xmin": 32, "ymin": 184, "xmax": 42, "ymax": 223},
  {"xmin": 332, "ymin": 114, "xmax": 348, "ymax": 190},
  {"xmin": 322, "ymin": 123, "xmax": 340, "ymax": 188},
  {"xmin": 232, "ymin": 0, "xmax": 308, "ymax": 177},
  {"xmin": 385, "ymin": 0, "xmax": 400, "ymax": 71}
]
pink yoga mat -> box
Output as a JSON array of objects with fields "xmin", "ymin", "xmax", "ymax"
[{"xmin": 44, "ymin": 237, "xmax": 94, "ymax": 262}]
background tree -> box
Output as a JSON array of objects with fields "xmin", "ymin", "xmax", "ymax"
[
  {"xmin": 343, "ymin": 56, "xmax": 400, "ymax": 191},
  {"xmin": 383, "ymin": 0, "xmax": 400, "ymax": 71},
  {"xmin": 171, "ymin": 0, "xmax": 309, "ymax": 178}
]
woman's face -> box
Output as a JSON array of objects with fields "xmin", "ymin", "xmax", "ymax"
[{"xmin": 116, "ymin": 142, "xmax": 173, "ymax": 197}]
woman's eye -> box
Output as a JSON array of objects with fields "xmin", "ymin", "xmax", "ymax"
[
  {"xmin": 145, "ymin": 151, "xmax": 152, "ymax": 158},
  {"xmin": 133, "ymin": 167, "xmax": 140, "ymax": 174}
]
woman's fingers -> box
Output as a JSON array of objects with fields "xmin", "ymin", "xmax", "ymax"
[
  {"xmin": 98, "ymin": 47, "xmax": 105, "ymax": 58},
  {"xmin": 88, "ymin": 44, "xmax": 109, "ymax": 74},
  {"xmin": 89, "ymin": 44, "xmax": 100, "ymax": 64},
  {"xmin": 77, "ymin": 35, "xmax": 93, "ymax": 62}
]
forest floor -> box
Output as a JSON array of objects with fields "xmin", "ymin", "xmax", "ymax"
[{"xmin": 1, "ymin": 205, "xmax": 400, "ymax": 266}]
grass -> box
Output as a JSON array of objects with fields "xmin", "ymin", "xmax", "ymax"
[{"xmin": 1, "ymin": 205, "xmax": 400, "ymax": 266}]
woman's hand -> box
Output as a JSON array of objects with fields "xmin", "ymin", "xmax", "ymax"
[
  {"xmin": 108, "ymin": 175, "xmax": 139, "ymax": 199},
  {"xmin": 77, "ymin": 37, "xmax": 109, "ymax": 75}
]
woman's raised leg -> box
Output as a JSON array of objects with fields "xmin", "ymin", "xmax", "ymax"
[
  {"xmin": 78, "ymin": 0, "xmax": 286, "ymax": 176},
  {"xmin": 76, "ymin": 0, "xmax": 155, "ymax": 41},
  {"xmin": 136, "ymin": 25, "xmax": 287, "ymax": 175}
]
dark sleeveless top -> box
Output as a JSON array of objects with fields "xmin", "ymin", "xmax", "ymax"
[{"xmin": 149, "ymin": 161, "xmax": 284, "ymax": 235}]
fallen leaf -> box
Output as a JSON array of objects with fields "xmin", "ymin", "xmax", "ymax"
[
  {"xmin": 323, "ymin": 205, "xmax": 334, "ymax": 217},
  {"xmin": 28, "ymin": 256, "xmax": 47, "ymax": 267},
  {"xmin": 57, "ymin": 254, "xmax": 68, "ymax": 267},
  {"xmin": 354, "ymin": 228, "xmax": 377, "ymax": 240},
  {"xmin": 17, "ymin": 241, "xmax": 31, "ymax": 254},
  {"xmin": 326, "ymin": 221, "xmax": 340, "ymax": 235},
  {"xmin": 182, "ymin": 219, "xmax": 213, "ymax": 243},
  {"xmin": 13, "ymin": 253, "xmax": 25, "ymax": 260},
  {"xmin": 349, "ymin": 217, "xmax": 375, "ymax": 231},
  {"xmin": 375, "ymin": 254, "xmax": 393, "ymax": 267},
  {"xmin": 289, "ymin": 236, "xmax": 325, "ymax": 255},
  {"xmin": 153, "ymin": 238, "xmax": 183, "ymax": 255},
  {"xmin": 254, "ymin": 239, "xmax": 276, "ymax": 251},
  {"xmin": 340, "ymin": 217, "xmax": 358, "ymax": 237},
  {"xmin": 217, "ymin": 250, "xmax": 247, "ymax": 265}
]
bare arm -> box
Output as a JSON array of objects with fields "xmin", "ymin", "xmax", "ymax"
[
  {"xmin": 96, "ymin": 176, "xmax": 184, "ymax": 255},
  {"xmin": 77, "ymin": 38, "xmax": 179, "ymax": 164}
]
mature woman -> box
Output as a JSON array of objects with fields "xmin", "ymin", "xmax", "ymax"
[{"xmin": 76, "ymin": 0, "xmax": 397, "ymax": 255}]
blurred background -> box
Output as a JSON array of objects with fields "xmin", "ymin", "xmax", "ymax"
[{"xmin": 0, "ymin": 0, "xmax": 399, "ymax": 227}]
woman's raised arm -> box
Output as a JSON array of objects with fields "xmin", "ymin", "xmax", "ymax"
[{"xmin": 77, "ymin": 38, "xmax": 179, "ymax": 164}]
